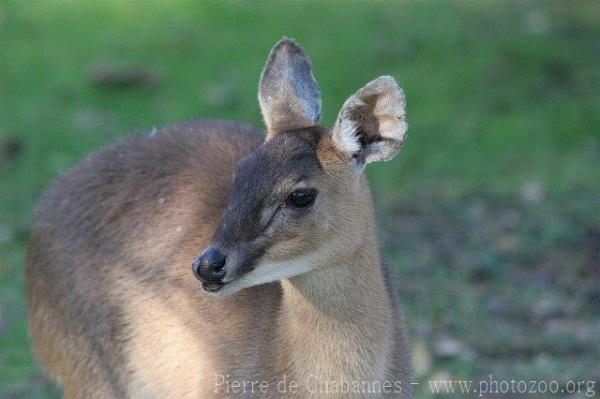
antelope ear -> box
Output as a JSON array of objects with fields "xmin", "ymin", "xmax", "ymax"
[
  {"xmin": 258, "ymin": 38, "xmax": 321, "ymax": 139},
  {"xmin": 332, "ymin": 76, "xmax": 407, "ymax": 165}
]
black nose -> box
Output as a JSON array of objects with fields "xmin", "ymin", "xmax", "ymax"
[{"xmin": 192, "ymin": 246, "xmax": 227, "ymax": 283}]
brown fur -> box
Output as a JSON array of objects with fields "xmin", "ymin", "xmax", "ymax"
[{"xmin": 26, "ymin": 38, "xmax": 412, "ymax": 398}]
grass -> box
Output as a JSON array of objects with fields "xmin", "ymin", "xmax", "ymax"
[{"xmin": 0, "ymin": 1, "xmax": 598, "ymax": 397}]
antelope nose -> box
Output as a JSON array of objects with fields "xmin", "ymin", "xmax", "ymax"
[{"xmin": 192, "ymin": 246, "xmax": 227, "ymax": 283}]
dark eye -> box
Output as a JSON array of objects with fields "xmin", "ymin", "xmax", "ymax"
[{"xmin": 286, "ymin": 188, "xmax": 317, "ymax": 208}]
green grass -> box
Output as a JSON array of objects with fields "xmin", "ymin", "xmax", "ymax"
[{"xmin": 1, "ymin": 1, "xmax": 598, "ymax": 397}]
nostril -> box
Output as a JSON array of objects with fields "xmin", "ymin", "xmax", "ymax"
[
  {"xmin": 205, "ymin": 247, "xmax": 226, "ymax": 270},
  {"xmin": 210, "ymin": 267, "xmax": 226, "ymax": 279}
]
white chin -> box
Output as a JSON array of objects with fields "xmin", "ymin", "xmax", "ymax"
[{"xmin": 204, "ymin": 254, "xmax": 319, "ymax": 296}]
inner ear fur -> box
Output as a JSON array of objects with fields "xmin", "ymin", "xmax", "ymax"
[{"xmin": 333, "ymin": 76, "xmax": 407, "ymax": 164}]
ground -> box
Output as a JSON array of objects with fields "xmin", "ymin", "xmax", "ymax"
[{"xmin": 0, "ymin": 1, "xmax": 598, "ymax": 398}]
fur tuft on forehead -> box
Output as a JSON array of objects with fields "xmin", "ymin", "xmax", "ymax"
[{"xmin": 274, "ymin": 126, "xmax": 324, "ymax": 150}]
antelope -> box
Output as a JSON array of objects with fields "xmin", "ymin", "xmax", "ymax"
[{"xmin": 26, "ymin": 38, "xmax": 411, "ymax": 398}]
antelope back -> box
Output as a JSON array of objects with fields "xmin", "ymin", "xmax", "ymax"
[{"xmin": 25, "ymin": 120, "xmax": 265, "ymax": 396}]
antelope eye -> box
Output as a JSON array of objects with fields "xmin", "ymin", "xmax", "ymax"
[{"xmin": 286, "ymin": 188, "xmax": 317, "ymax": 208}]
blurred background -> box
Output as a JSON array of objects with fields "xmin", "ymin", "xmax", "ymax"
[{"xmin": 0, "ymin": 1, "xmax": 598, "ymax": 398}]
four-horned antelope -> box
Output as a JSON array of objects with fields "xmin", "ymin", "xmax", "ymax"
[{"xmin": 26, "ymin": 38, "xmax": 411, "ymax": 398}]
